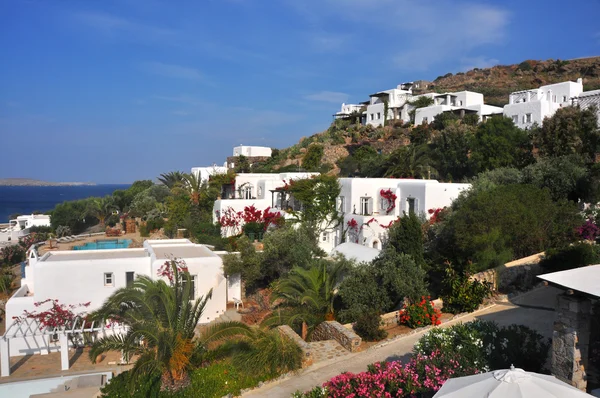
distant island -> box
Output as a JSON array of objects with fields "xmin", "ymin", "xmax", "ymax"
[{"xmin": 0, "ymin": 178, "xmax": 96, "ymax": 186}]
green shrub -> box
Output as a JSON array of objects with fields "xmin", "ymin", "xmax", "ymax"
[
  {"xmin": 0, "ymin": 245, "xmax": 25, "ymax": 266},
  {"xmin": 440, "ymin": 265, "xmax": 492, "ymax": 314},
  {"xmin": 146, "ymin": 218, "xmax": 165, "ymax": 232},
  {"xmin": 232, "ymin": 329, "xmax": 302, "ymax": 377},
  {"xmin": 398, "ymin": 296, "xmax": 442, "ymax": 328},
  {"xmin": 540, "ymin": 243, "xmax": 600, "ymax": 272},
  {"xmin": 139, "ymin": 224, "xmax": 149, "ymax": 237},
  {"xmin": 353, "ymin": 311, "xmax": 388, "ymax": 342},
  {"xmin": 99, "ymin": 371, "xmax": 160, "ymax": 397},
  {"xmin": 28, "ymin": 225, "xmax": 52, "ymax": 233},
  {"xmin": 414, "ymin": 320, "xmax": 550, "ymax": 373}
]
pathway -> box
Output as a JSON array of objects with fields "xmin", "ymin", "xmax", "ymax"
[{"xmin": 243, "ymin": 286, "xmax": 562, "ymax": 397}]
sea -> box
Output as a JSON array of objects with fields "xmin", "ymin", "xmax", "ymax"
[{"xmin": 0, "ymin": 185, "xmax": 131, "ymax": 222}]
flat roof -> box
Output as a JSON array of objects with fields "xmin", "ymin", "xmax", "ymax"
[
  {"xmin": 331, "ymin": 242, "xmax": 381, "ymax": 263},
  {"xmin": 537, "ymin": 264, "xmax": 600, "ymax": 298},
  {"xmin": 42, "ymin": 249, "xmax": 148, "ymax": 262},
  {"xmin": 150, "ymin": 245, "xmax": 215, "ymax": 259}
]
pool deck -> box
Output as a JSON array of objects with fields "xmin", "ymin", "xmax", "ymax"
[
  {"xmin": 0, "ymin": 348, "xmax": 131, "ymax": 384},
  {"xmin": 38, "ymin": 232, "xmax": 142, "ymax": 255}
]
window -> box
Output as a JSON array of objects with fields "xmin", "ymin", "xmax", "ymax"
[
  {"xmin": 243, "ymin": 185, "xmax": 252, "ymax": 199},
  {"xmin": 522, "ymin": 115, "xmax": 526, "ymax": 124},
  {"xmin": 370, "ymin": 113, "xmax": 374, "ymax": 121},
  {"xmin": 526, "ymin": 113, "xmax": 532, "ymax": 123},
  {"xmin": 512, "ymin": 115, "xmax": 518, "ymax": 124},
  {"xmin": 423, "ymin": 117, "xmax": 428, "ymax": 123},
  {"xmin": 553, "ymin": 95, "xmax": 557, "ymax": 103},
  {"xmin": 182, "ymin": 275, "xmax": 197, "ymax": 300},
  {"xmin": 126, "ymin": 272, "xmax": 135, "ymax": 288},
  {"xmin": 376, "ymin": 112, "xmax": 381, "ymax": 119},
  {"xmin": 104, "ymin": 272, "xmax": 114, "ymax": 286},
  {"xmin": 407, "ymin": 198, "xmax": 416, "ymax": 214},
  {"xmin": 360, "ymin": 197, "xmax": 372, "ymax": 216},
  {"xmin": 337, "ymin": 196, "xmax": 345, "ymax": 212},
  {"xmin": 562, "ymin": 95, "xmax": 567, "ymax": 103},
  {"xmin": 373, "ymin": 241, "xmax": 379, "ymax": 249},
  {"xmin": 322, "ymin": 232, "xmax": 328, "ymax": 242}
]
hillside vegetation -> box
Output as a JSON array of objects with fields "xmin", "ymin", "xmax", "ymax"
[{"xmin": 252, "ymin": 56, "xmax": 600, "ymax": 175}]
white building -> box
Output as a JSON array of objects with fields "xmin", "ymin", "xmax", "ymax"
[
  {"xmin": 213, "ymin": 174, "xmax": 470, "ymax": 253},
  {"xmin": 503, "ymin": 79, "xmax": 584, "ymax": 129},
  {"xmin": 365, "ymin": 83, "xmax": 415, "ymax": 127},
  {"xmin": 213, "ymin": 172, "xmax": 318, "ymax": 236},
  {"xmin": 414, "ymin": 91, "xmax": 503, "ymax": 125},
  {"xmin": 232, "ymin": 145, "xmax": 272, "ymax": 158},
  {"xmin": 0, "ymin": 214, "xmax": 51, "ymax": 243},
  {"xmin": 318, "ymin": 178, "xmax": 471, "ymax": 253},
  {"xmin": 576, "ymin": 88, "xmax": 600, "ymax": 124},
  {"xmin": 334, "ymin": 103, "xmax": 363, "ymax": 119},
  {"xmin": 191, "ymin": 164, "xmax": 228, "ymax": 184},
  {"xmin": 2, "ymin": 239, "xmax": 240, "ymax": 358}
]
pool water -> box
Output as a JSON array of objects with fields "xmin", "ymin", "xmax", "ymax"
[{"xmin": 73, "ymin": 239, "xmax": 132, "ymax": 250}]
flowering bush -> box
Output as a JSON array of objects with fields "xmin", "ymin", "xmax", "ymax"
[
  {"xmin": 218, "ymin": 206, "xmax": 284, "ymax": 237},
  {"xmin": 414, "ymin": 320, "xmax": 550, "ymax": 374},
  {"xmin": 427, "ymin": 207, "xmax": 447, "ymax": 225},
  {"xmin": 399, "ymin": 296, "xmax": 442, "ymax": 328},
  {"xmin": 299, "ymin": 350, "xmax": 477, "ymax": 398},
  {"xmin": 577, "ymin": 219, "xmax": 599, "ymax": 241},
  {"xmin": 18, "ymin": 232, "xmax": 49, "ymax": 249},
  {"xmin": 157, "ymin": 259, "xmax": 189, "ymax": 284},
  {"xmin": 441, "ymin": 263, "xmax": 492, "ymax": 314},
  {"xmin": 14, "ymin": 299, "xmax": 90, "ymax": 329},
  {"xmin": 0, "ymin": 244, "xmax": 26, "ymax": 266}
]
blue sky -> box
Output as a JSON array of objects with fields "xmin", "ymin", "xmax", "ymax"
[{"xmin": 1, "ymin": 0, "xmax": 599, "ymax": 183}]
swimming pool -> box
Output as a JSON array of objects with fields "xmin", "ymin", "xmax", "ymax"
[{"xmin": 73, "ymin": 239, "xmax": 132, "ymax": 250}]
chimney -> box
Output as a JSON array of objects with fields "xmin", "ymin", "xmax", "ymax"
[{"xmin": 577, "ymin": 78, "xmax": 583, "ymax": 85}]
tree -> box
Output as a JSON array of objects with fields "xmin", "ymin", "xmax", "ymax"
[
  {"xmin": 235, "ymin": 155, "xmax": 251, "ymax": 173},
  {"xmin": 337, "ymin": 251, "xmax": 428, "ymax": 322},
  {"xmin": 437, "ymin": 184, "xmax": 581, "ymax": 271},
  {"xmin": 89, "ymin": 260, "xmax": 251, "ymax": 391},
  {"xmin": 532, "ymin": 106, "xmax": 600, "ymax": 160},
  {"xmin": 302, "ymin": 144, "xmax": 324, "ymax": 171},
  {"xmin": 182, "ymin": 173, "xmax": 202, "ymax": 205},
  {"xmin": 431, "ymin": 112, "xmax": 460, "ymax": 131},
  {"xmin": 266, "ymin": 261, "xmax": 345, "ymax": 338},
  {"xmin": 430, "ymin": 121, "xmax": 475, "ymax": 181},
  {"xmin": 408, "ymin": 96, "xmax": 435, "ymax": 124},
  {"xmin": 86, "ymin": 196, "xmax": 117, "ymax": 227},
  {"xmin": 158, "ymin": 171, "xmax": 186, "ymax": 189},
  {"xmin": 285, "ymin": 175, "xmax": 342, "ymax": 235},
  {"xmin": 112, "ymin": 180, "xmax": 154, "ymax": 212},
  {"xmin": 386, "ymin": 212, "xmax": 425, "ymax": 266},
  {"xmin": 521, "ymin": 156, "xmax": 589, "ymax": 202},
  {"xmin": 469, "ymin": 116, "xmax": 533, "ymax": 173},
  {"xmin": 383, "ymin": 144, "xmax": 435, "ymax": 179}
]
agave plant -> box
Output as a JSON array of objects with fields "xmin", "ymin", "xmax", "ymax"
[{"xmin": 88, "ymin": 260, "xmax": 252, "ymax": 391}]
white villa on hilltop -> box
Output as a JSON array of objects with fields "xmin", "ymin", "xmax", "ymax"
[
  {"xmin": 503, "ymin": 78, "xmax": 584, "ymax": 129},
  {"xmin": 414, "ymin": 91, "xmax": 503, "ymax": 125},
  {"xmin": 364, "ymin": 82, "xmax": 415, "ymax": 127},
  {"xmin": 213, "ymin": 173, "xmax": 470, "ymax": 252},
  {"xmin": 1, "ymin": 239, "xmax": 240, "ymax": 364},
  {"xmin": 0, "ymin": 214, "xmax": 51, "ymax": 243},
  {"xmin": 191, "ymin": 164, "xmax": 228, "ymax": 184}
]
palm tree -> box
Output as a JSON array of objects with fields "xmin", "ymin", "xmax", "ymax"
[
  {"xmin": 88, "ymin": 261, "xmax": 251, "ymax": 391},
  {"xmin": 265, "ymin": 261, "xmax": 344, "ymax": 339},
  {"xmin": 158, "ymin": 171, "xmax": 186, "ymax": 189},
  {"xmin": 86, "ymin": 196, "xmax": 116, "ymax": 226},
  {"xmin": 182, "ymin": 173, "xmax": 202, "ymax": 205}
]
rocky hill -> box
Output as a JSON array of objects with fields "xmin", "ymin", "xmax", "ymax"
[
  {"xmin": 414, "ymin": 56, "xmax": 600, "ymax": 107},
  {"xmin": 257, "ymin": 56, "xmax": 600, "ymax": 175}
]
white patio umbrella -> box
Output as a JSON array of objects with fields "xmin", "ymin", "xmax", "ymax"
[{"xmin": 434, "ymin": 365, "xmax": 593, "ymax": 397}]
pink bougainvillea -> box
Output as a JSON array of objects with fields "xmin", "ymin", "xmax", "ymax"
[
  {"xmin": 427, "ymin": 207, "xmax": 447, "ymax": 225},
  {"xmin": 380, "ymin": 189, "xmax": 397, "ymax": 214},
  {"xmin": 157, "ymin": 258, "xmax": 189, "ymax": 283},
  {"xmin": 321, "ymin": 350, "xmax": 478, "ymax": 398},
  {"xmin": 14, "ymin": 299, "xmax": 91, "ymax": 329},
  {"xmin": 577, "ymin": 219, "xmax": 600, "ymax": 241}
]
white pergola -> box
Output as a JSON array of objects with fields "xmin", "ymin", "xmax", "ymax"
[{"xmin": 0, "ymin": 317, "xmax": 126, "ymax": 377}]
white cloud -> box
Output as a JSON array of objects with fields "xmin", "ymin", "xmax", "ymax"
[
  {"xmin": 141, "ymin": 62, "xmax": 205, "ymax": 81},
  {"xmin": 304, "ymin": 91, "xmax": 349, "ymax": 103},
  {"xmin": 288, "ymin": 0, "xmax": 510, "ymax": 70}
]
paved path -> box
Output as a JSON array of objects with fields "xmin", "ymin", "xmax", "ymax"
[{"xmin": 243, "ymin": 286, "xmax": 561, "ymax": 397}]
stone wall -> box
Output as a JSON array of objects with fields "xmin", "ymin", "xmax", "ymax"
[
  {"xmin": 277, "ymin": 325, "xmax": 313, "ymax": 368},
  {"xmin": 552, "ymin": 293, "xmax": 594, "ymax": 391},
  {"xmin": 471, "ymin": 252, "xmax": 544, "ymax": 293},
  {"xmin": 312, "ymin": 321, "xmax": 362, "ymax": 352}
]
